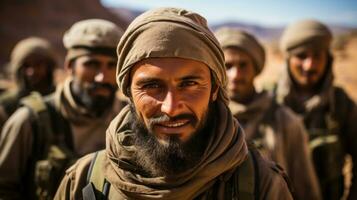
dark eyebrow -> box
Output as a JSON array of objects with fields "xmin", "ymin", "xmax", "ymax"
[
  {"xmin": 135, "ymin": 77, "xmax": 162, "ymax": 86},
  {"xmin": 180, "ymin": 75, "xmax": 204, "ymax": 81},
  {"xmin": 84, "ymin": 59, "xmax": 100, "ymax": 65}
]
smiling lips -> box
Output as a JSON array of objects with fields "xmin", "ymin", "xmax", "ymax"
[{"xmin": 157, "ymin": 119, "xmax": 190, "ymax": 128}]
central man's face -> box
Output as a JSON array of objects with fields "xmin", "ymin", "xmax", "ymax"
[{"xmin": 130, "ymin": 57, "xmax": 217, "ymax": 145}]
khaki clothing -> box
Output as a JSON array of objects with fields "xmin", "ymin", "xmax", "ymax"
[
  {"xmin": 55, "ymin": 102, "xmax": 293, "ymax": 200},
  {"xmin": 275, "ymin": 63, "xmax": 357, "ymax": 200},
  {"xmin": 0, "ymin": 78, "xmax": 124, "ymax": 199},
  {"xmin": 0, "ymin": 89, "xmax": 29, "ymax": 131},
  {"xmin": 230, "ymin": 91, "xmax": 321, "ymax": 200}
]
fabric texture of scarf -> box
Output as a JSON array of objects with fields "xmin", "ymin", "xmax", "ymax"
[{"xmin": 103, "ymin": 101, "xmax": 248, "ymax": 199}]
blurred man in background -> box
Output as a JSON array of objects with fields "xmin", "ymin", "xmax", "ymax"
[
  {"xmin": 215, "ymin": 27, "xmax": 321, "ymax": 200},
  {"xmin": 0, "ymin": 19, "xmax": 124, "ymax": 199},
  {"xmin": 275, "ymin": 19, "xmax": 357, "ymax": 200},
  {"xmin": 0, "ymin": 37, "xmax": 57, "ymax": 130}
]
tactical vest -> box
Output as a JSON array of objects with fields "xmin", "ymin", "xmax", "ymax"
[
  {"xmin": 82, "ymin": 149, "xmax": 260, "ymax": 200},
  {"xmin": 19, "ymin": 92, "xmax": 75, "ymax": 200},
  {"xmin": 304, "ymin": 87, "xmax": 350, "ymax": 200}
]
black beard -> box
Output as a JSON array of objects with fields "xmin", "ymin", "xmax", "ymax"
[
  {"xmin": 130, "ymin": 102, "xmax": 216, "ymax": 177},
  {"xmin": 71, "ymin": 80, "xmax": 117, "ymax": 116}
]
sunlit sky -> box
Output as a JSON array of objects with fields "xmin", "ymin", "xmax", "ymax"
[{"xmin": 102, "ymin": 0, "xmax": 357, "ymax": 27}]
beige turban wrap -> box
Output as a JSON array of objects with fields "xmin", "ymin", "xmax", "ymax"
[
  {"xmin": 116, "ymin": 7, "xmax": 229, "ymax": 105},
  {"xmin": 63, "ymin": 19, "xmax": 123, "ymax": 62},
  {"xmin": 215, "ymin": 27, "xmax": 265, "ymax": 74},
  {"xmin": 10, "ymin": 37, "xmax": 57, "ymax": 74},
  {"xmin": 280, "ymin": 19, "xmax": 332, "ymax": 54}
]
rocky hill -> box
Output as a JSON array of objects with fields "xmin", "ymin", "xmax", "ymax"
[
  {"xmin": 0, "ymin": 0, "xmax": 128, "ymax": 74},
  {"xmin": 108, "ymin": 6, "xmax": 355, "ymax": 43}
]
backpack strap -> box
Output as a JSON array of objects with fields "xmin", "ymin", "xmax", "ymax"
[
  {"xmin": 237, "ymin": 149, "xmax": 258, "ymax": 200},
  {"xmin": 83, "ymin": 150, "xmax": 111, "ymax": 200},
  {"xmin": 20, "ymin": 91, "xmax": 54, "ymax": 155}
]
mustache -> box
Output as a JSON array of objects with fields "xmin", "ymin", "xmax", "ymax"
[
  {"xmin": 301, "ymin": 70, "xmax": 318, "ymax": 76},
  {"xmin": 87, "ymin": 82, "xmax": 117, "ymax": 93},
  {"xmin": 230, "ymin": 79, "xmax": 246, "ymax": 85},
  {"xmin": 148, "ymin": 113, "xmax": 197, "ymax": 128}
]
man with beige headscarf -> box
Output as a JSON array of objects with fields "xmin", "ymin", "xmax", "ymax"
[
  {"xmin": 0, "ymin": 37, "xmax": 57, "ymax": 130},
  {"xmin": 55, "ymin": 8, "xmax": 293, "ymax": 200},
  {"xmin": 275, "ymin": 19, "xmax": 357, "ymax": 200},
  {"xmin": 215, "ymin": 27, "xmax": 321, "ymax": 200},
  {"xmin": 0, "ymin": 19, "xmax": 124, "ymax": 199}
]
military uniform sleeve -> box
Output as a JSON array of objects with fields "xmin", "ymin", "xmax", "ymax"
[
  {"xmin": 278, "ymin": 107, "xmax": 322, "ymax": 200},
  {"xmin": 344, "ymin": 96, "xmax": 357, "ymax": 200},
  {"xmin": 54, "ymin": 153, "xmax": 94, "ymax": 200},
  {"xmin": 0, "ymin": 107, "xmax": 34, "ymax": 199}
]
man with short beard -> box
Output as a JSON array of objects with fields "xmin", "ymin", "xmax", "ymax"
[
  {"xmin": 275, "ymin": 19, "xmax": 357, "ymax": 200},
  {"xmin": 0, "ymin": 19, "xmax": 124, "ymax": 199},
  {"xmin": 55, "ymin": 8, "xmax": 293, "ymax": 200},
  {"xmin": 215, "ymin": 28, "xmax": 321, "ymax": 200},
  {"xmin": 0, "ymin": 37, "xmax": 57, "ymax": 130}
]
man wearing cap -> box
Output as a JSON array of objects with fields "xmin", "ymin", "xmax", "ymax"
[
  {"xmin": 0, "ymin": 19, "xmax": 124, "ymax": 199},
  {"xmin": 0, "ymin": 37, "xmax": 57, "ymax": 130},
  {"xmin": 215, "ymin": 27, "xmax": 321, "ymax": 200},
  {"xmin": 276, "ymin": 19, "xmax": 357, "ymax": 200},
  {"xmin": 55, "ymin": 8, "xmax": 293, "ymax": 200}
]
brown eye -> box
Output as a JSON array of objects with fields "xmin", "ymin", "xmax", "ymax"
[
  {"xmin": 296, "ymin": 53, "xmax": 307, "ymax": 60},
  {"xmin": 141, "ymin": 82, "xmax": 160, "ymax": 89},
  {"xmin": 225, "ymin": 63, "xmax": 233, "ymax": 69},
  {"xmin": 179, "ymin": 81, "xmax": 197, "ymax": 88},
  {"xmin": 238, "ymin": 61, "xmax": 247, "ymax": 69},
  {"xmin": 108, "ymin": 61, "xmax": 117, "ymax": 69}
]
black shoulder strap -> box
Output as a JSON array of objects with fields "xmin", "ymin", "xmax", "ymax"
[{"xmin": 83, "ymin": 150, "xmax": 111, "ymax": 200}]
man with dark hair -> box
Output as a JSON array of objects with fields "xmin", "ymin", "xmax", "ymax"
[
  {"xmin": 0, "ymin": 37, "xmax": 57, "ymax": 129},
  {"xmin": 55, "ymin": 8, "xmax": 293, "ymax": 200},
  {"xmin": 215, "ymin": 27, "xmax": 321, "ymax": 200},
  {"xmin": 0, "ymin": 19, "xmax": 124, "ymax": 199},
  {"xmin": 276, "ymin": 19, "xmax": 357, "ymax": 200}
]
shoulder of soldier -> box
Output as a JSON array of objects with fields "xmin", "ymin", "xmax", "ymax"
[
  {"xmin": 0, "ymin": 89, "xmax": 18, "ymax": 103},
  {"xmin": 64, "ymin": 152, "xmax": 96, "ymax": 187},
  {"xmin": 55, "ymin": 153, "xmax": 96, "ymax": 199},
  {"xmin": 0, "ymin": 90, "xmax": 21, "ymax": 115},
  {"xmin": 333, "ymin": 86, "xmax": 355, "ymax": 106},
  {"xmin": 263, "ymin": 93, "xmax": 303, "ymax": 125},
  {"xmin": 249, "ymin": 147, "xmax": 295, "ymax": 199},
  {"xmin": 275, "ymin": 102, "xmax": 303, "ymax": 123},
  {"xmin": 4, "ymin": 106, "xmax": 34, "ymax": 127}
]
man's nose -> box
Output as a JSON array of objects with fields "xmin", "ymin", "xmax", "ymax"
[
  {"xmin": 161, "ymin": 89, "xmax": 182, "ymax": 117},
  {"xmin": 228, "ymin": 66, "xmax": 240, "ymax": 80},
  {"xmin": 25, "ymin": 66, "xmax": 35, "ymax": 76},
  {"xmin": 94, "ymin": 72, "xmax": 105, "ymax": 83},
  {"xmin": 302, "ymin": 57, "xmax": 314, "ymax": 71}
]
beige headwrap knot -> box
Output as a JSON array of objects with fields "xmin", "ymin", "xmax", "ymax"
[
  {"xmin": 10, "ymin": 37, "xmax": 57, "ymax": 74},
  {"xmin": 116, "ymin": 7, "xmax": 229, "ymax": 105},
  {"xmin": 215, "ymin": 27, "xmax": 265, "ymax": 74},
  {"xmin": 280, "ymin": 19, "xmax": 332, "ymax": 54}
]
